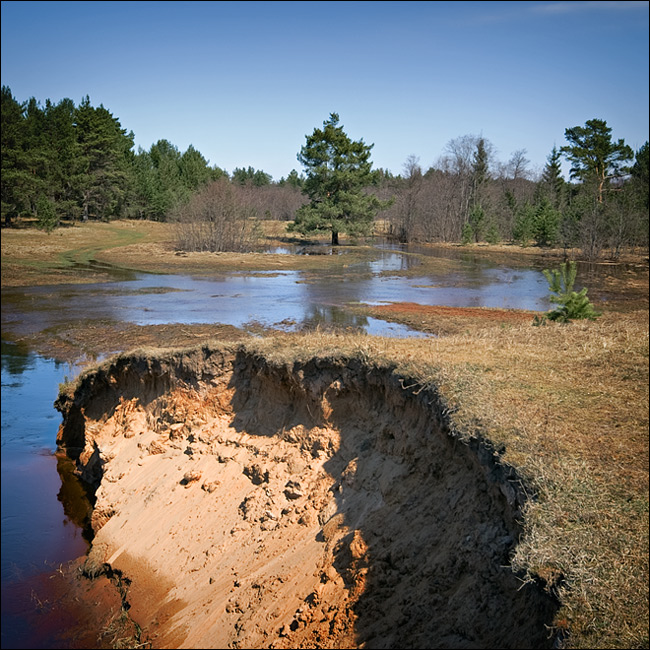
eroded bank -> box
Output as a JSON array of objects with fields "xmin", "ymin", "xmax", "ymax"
[{"xmin": 55, "ymin": 343, "xmax": 559, "ymax": 649}]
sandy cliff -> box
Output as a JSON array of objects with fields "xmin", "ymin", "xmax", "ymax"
[{"xmin": 55, "ymin": 344, "xmax": 558, "ymax": 649}]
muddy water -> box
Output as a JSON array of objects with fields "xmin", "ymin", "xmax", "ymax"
[{"xmin": 1, "ymin": 246, "xmax": 555, "ymax": 648}]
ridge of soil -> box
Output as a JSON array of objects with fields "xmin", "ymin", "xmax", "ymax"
[{"xmin": 55, "ymin": 343, "xmax": 560, "ymax": 649}]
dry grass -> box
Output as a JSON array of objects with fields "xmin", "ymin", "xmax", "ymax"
[
  {"xmin": 16, "ymin": 321, "xmax": 248, "ymax": 366},
  {"xmin": 86, "ymin": 315, "xmax": 648, "ymax": 647},
  {"xmin": 1, "ymin": 219, "xmax": 466, "ymax": 285},
  {"xmin": 242, "ymin": 311, "xmax": 648, "ymax": 649},
  {"xmin": 0, "ymin": 220, "xmax": 170, "ymax": 286}
]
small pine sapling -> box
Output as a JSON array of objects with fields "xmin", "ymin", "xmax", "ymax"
[{"xmin": 539, "ymin": 260, "xmax": 601, "ymax": 323}]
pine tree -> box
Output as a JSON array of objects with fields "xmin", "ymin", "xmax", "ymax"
[
  {"xmin": 290, "ymin": 113, "xmax": 391, "ymax": 245},
  {"xmin": 74, "ymin": 97, "xmax": 134, "ymax": 220},
  {"xmin": 630, "ymin": 141, "xmax": 649, "ymax": 211},
  {"xmin": 541, "ymin": 261, "xmax": 601, "ymax": 322},
  {"xmin": 36, "ymin": 194, "xmax": 58, "ymax": 232},
  {"xmin": 468, "ymin": 204, "xmax": 486, "ymax": 242},
  {"xmin": 541, "ymin": 146, "xmax": 565, "ymax": 209},
  {"xmin": 179, "ymin": 145, "xmax": 213, "ymax": 191},
  {"xmin": 513, "ymin": 201, "xmax": 536, "ymax": 247},
  {"xmin": 561, "ymin": 119, "xmax": 633, "ymax": 204},
  {"xmin": 471, "ymin": 138, "xmax": 489, "ymax": 207},
  {"xmin": 21, "ymin": 97, "xmax": 50, "ymax": 215},
  {"xmin": 533, "ymin": 197, "xmax": 560, "ymax": 247},
  {"xmin": 1, "ymin": 86, "xmax": 30, "ymax": 224},
  {"xmin": 43, "ymin": 98, "xmax": 84, "ymax": 220}
]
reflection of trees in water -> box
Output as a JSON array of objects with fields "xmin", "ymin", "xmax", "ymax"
[
  {"xmin": 56, "ymin": 455, "xmax": 95, "ymax": 544},
  {"xmin": 297, "ymin": 261, "xmax": 374, "ymax": 333},
  {"xmin": 1, "ymin": 339, "xmax": 34, "ymax": 376},
  {"xmin": 300, "ymin": 305, "xmax": 369, "ymax": 332}
]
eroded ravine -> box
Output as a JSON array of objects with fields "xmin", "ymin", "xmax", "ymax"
[{"xmin": 55, "ymin": 344, "xmax": 559, "ymax": 649}]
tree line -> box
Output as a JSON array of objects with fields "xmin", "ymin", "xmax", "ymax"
[
  {"xmin": 2, "ymin": 87, "xmax": 648, "ymax": 260},
  {"xmin": 379, "ymin": 125, "xmax": 648, "ymax": 259},
  {"xmin": 1, "ymin": 86, "xmax": 304, "ymax": 230}
]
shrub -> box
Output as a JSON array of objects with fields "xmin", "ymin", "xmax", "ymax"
[
  {"xmin": 174, "ymin": 179, "xmax": 260, "ymax": 252},
  {"xmin": 36, "ymin": 195, "xmax": 59, "ymax": 233},
  {"xmin": 460, "ymin": 223, "xmax": 474, "ymax": 245}
]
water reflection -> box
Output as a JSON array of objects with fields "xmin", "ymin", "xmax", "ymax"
[
  {"xmin": 1, "ymin": 343, "xmax": 89, "ymax": 581},
  {"xmin": 1, "ymin": 341, "xmax": 92, "ymax": 647},
  {"xmin": 1, "ymin": 247, "xmax": 554, "ymax": 342},
  {"xmin": 300, "ymin": 304, "xmax": 370, "ymax": 332}
]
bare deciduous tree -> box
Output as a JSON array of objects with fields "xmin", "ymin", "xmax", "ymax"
[
  {"xmin": 506, "ymin": 149, "xmax": 531, "ymax": 180},
  {"xmin": 174, "ymin": 179, "xmax": 261, "ymax": 252}
]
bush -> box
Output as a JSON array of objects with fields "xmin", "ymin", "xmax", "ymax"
[
  {"xmin": 460, "ymin": 223, "xmax": 474, "ymax": 245},
  {"xmin": 485, "ymin": 224, "xmax": 500, "ymax": 244},
  {"xmin": 36, "ymin": 195, "xmax": 59, "ymax": 233},
  {"xmin": 174, "ymin": 179, "xmax": 261, "ymax": 252}
]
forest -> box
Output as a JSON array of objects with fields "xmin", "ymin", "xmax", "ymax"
[{"xmin": 1, "ymin": 86, "xmax": 648, "ymax": 260}]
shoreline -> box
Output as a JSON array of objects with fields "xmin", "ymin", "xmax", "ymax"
[{"xmin": 2, "ymin": 220, "xmax": 648, "ymax": 648}]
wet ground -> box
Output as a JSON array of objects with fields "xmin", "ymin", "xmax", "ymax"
[{"xmin": 1, "ymin": 246, "xmax": 551, "ymax": 340}]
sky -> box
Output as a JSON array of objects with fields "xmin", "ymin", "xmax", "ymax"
[{"xmin": 1, "ymin": 0, "xmax": 648, "ymax": 181}]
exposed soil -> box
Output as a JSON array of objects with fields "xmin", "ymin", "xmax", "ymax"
[
  {"xmin": 373, "ymin": 304, "xmax": 533, "ymax": 322},
  {"xmin": 55, "ymin": 344, "xmax": 560, "ymax": 649},
  {"xmin": 360, "ymin": 302, "xmax": 536, "ymax": 336}
]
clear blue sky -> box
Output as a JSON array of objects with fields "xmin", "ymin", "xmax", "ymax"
[{"xmin": 2, "ymin": 0, "xmax": 648, "ymax": 181}]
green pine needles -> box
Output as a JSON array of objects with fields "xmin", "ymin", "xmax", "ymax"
[{"xmin": 535, "ymin": 260, "xmax": 601, "ymax": 324}]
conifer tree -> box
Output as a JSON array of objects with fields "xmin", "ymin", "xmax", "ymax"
[
  {"xmin": 471, "ymin": 138, "xmax": 489, "ymax": 206},
  {"xmin": 43, "ymin": 97, "xmax": 84, "ymax": 220},
  {"xmin": 561, "ymin": 119, "xmax": 633, "ymax": 204},
  {"xmin": 541, "ymin": 260, "xmax": 601, "ymax": 322},
  {"xmin": 290, "ymin": 113, "xmax": 391, "ymax": 245},
  {"xmin": 541, "ymin": 146, "xmax": 565, "ymax": 209},
  {"xmin": 1, "ymin": 86, "xmax": 30, "ymax": 224},
  {"xmin": 74, "ymin": 96, "xmax": 134, "ymax": 220},
  {"xmin": 630, "ymin": 141, "xmax": 649, "ymax": 211}
]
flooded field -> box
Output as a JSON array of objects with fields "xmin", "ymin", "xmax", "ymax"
[{"xmin": 1, "ymin": 246, "xmax": 551, "ymax": 339}]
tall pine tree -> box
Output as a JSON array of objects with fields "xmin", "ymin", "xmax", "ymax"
[
  {"xmin": 74, "ymin": 96, "xmax": 134, "ymax": 220},
  {"xmin": 290, "ymin": 113, "xmax": 391, "ymax": 245},
  {"xmin": 561, "ymin": 119, "xmax": 633, "ymax": 204},
  {"xmin": 1, "ymin": 86, "xmax": 30, "ymax": 224},
  {"xmin": 541, "ymin": 146, "xmax": 565, "ymax": 210}
]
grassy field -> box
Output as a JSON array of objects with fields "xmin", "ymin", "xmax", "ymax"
[{"xmin": 2, "ymin": 219, "xmax": 648, "ymax": 649}]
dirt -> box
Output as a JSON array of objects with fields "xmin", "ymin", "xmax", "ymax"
[
  {"xmin": 373, "ymin": 303, "xmax": 533, "ymax": 322},
  {"xmin": 354, "ymin": 302, "xmax": 537, "ymax": 337},
  {"xmin": 55, "ymin": 344, "xmax": 560, "ymax": 649}
]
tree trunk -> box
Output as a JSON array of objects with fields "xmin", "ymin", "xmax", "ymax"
[{"xmin": 332, "ymin": 230, "xmax": 339, "ymax": 246}]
